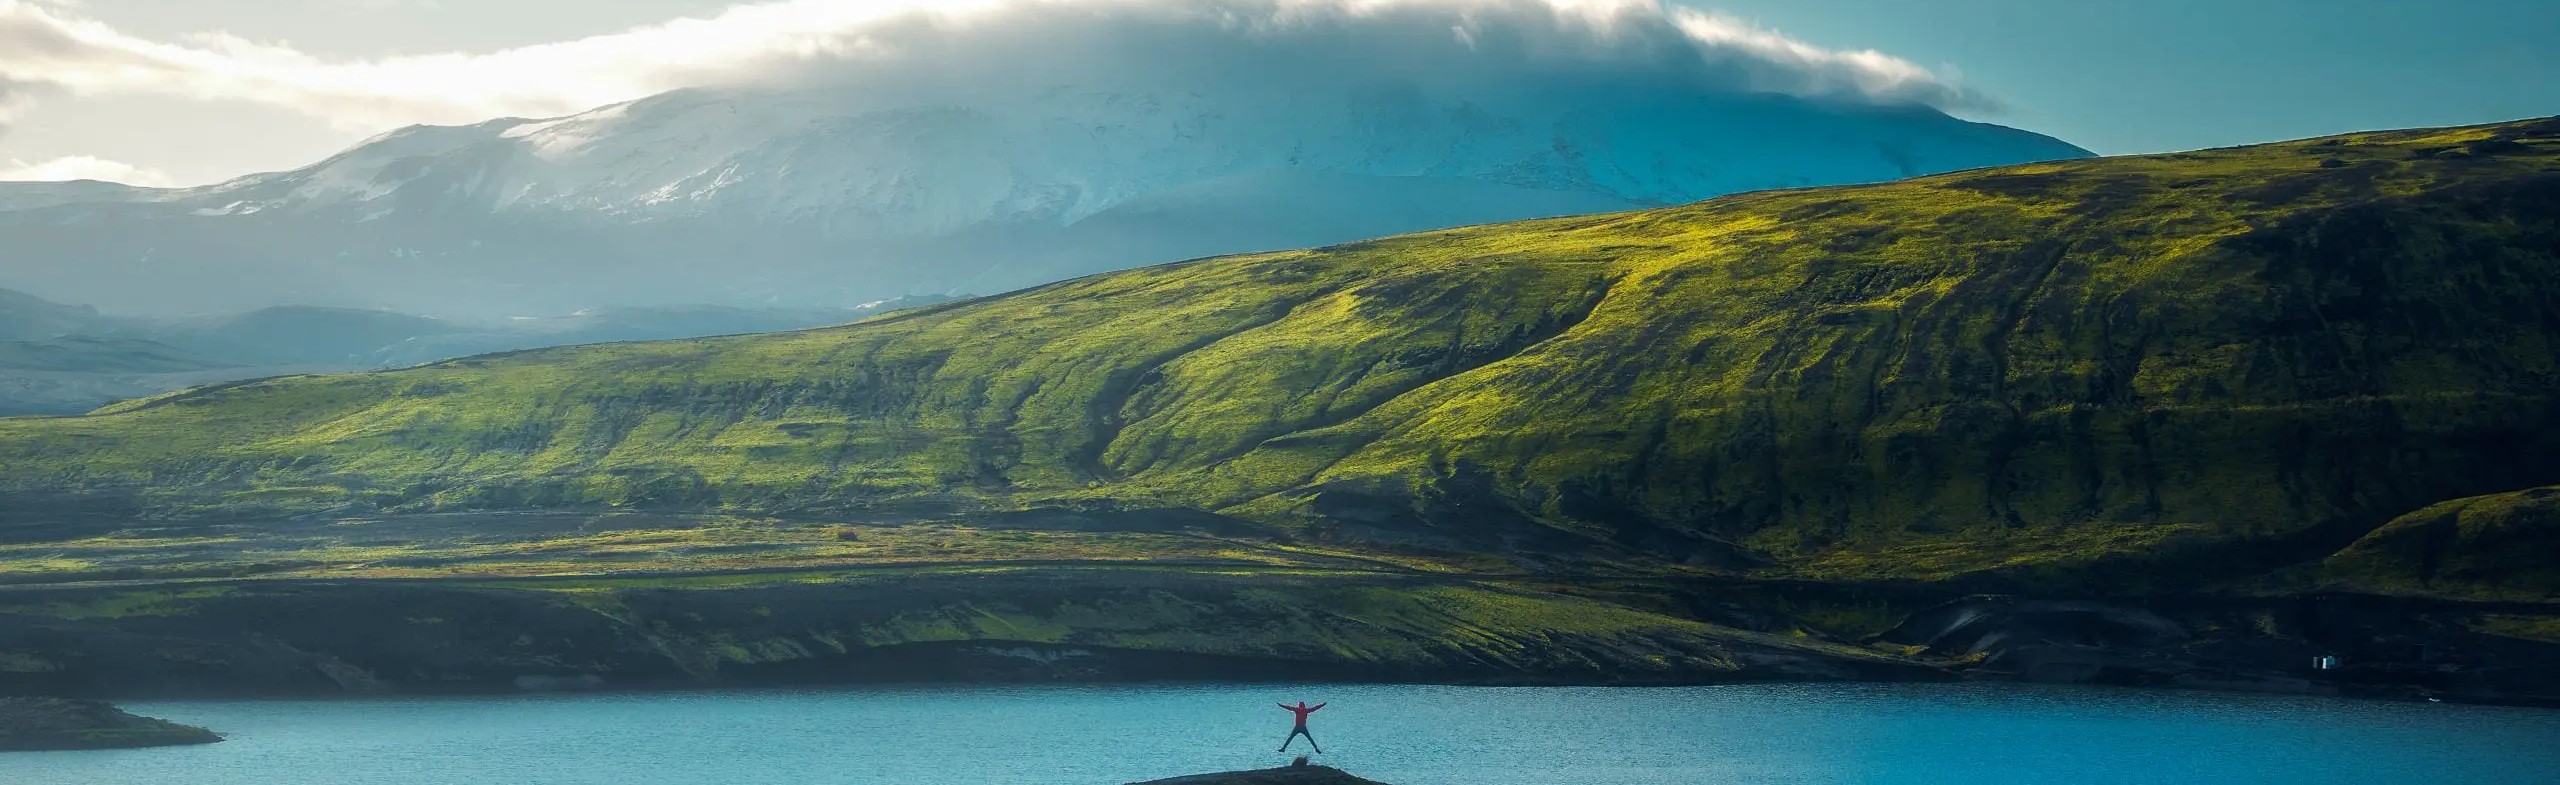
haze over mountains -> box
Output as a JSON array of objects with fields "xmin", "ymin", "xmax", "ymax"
[
  {"xmin": 0, "ymin": 0, "xmax": 2088, "ymax": 318},
  {"xmin": 0, "ymin": 287, "xmax": 951, "ymax": 415}
]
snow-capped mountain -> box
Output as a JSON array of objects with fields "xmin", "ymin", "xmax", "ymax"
[{"xmin": 0, "ymin": 84, "xmax": 2088, "ymax": 318}]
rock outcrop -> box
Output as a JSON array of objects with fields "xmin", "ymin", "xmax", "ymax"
[
  {"xmin": 0, "ymin": 697, "xmax": 220, "ymax": 752},
  {"xmin": 1131, "ymin": 763, "xmax": 1390, "ymax": 785}
]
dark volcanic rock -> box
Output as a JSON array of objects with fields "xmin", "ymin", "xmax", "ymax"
[
  {"xmin": 1131, "ymin": 764, "xmax": 1391, "ymax": 785},
  {"xmin": 0, "ymin": 574, "xmax": 1933, "ymax": 699},
  {"xmin": 1881, "ymin": 596, "xmax": 2193, "ymax": 685},
  {"xmin": 0, "ymin": 697, "xmax": 220, "ymax": 752},
  {"xmin": 1875, "ymin": 593, "xmax": 2560, "ymax": 705}
]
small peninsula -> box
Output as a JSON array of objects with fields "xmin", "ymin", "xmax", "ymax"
[
  {"xmin": 1131, "ymin": 763, "xmax": 1391, "ymax": 785},
  {"xmin": 0, "ymin": 697, "xmax": 222, "ymax": 752}
]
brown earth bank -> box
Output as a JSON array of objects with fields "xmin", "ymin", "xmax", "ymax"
[
  {"xmin": 0, "ymin": 568, "xmax": 2552, "ymax": 707},
  {"xmin": 0, "ymin": 696, "xmax": 221, "ymax": 752}
]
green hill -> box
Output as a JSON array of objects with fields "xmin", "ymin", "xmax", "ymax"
[
  {"xmin": 3, "ymin": 118, "xmax": 2557, "ymax": 702},
  {"xmin": 11, "ymin": 118, "xmax": 2560, "ymax": 577},
  {"xmin": 2323, "ymin": 485, "xmax": 2560, "ymax": 601}
]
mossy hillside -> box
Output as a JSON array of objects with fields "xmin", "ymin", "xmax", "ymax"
[
  {"xmin": 5, "ymin": 119, "xmax": 2560, "ymax": 586},
  {"xmin": 2321, "ymin": 485, "xmax": 2560, "ymax": 601},
  {"xmin": 0, "ymin": 586, "xmax": 236, "ymax": 620},
  {"xmin": 0, "ymin": 513, "xmax": 1455, "ymax": 585},
  {"xmin": 2472, "ymin": 614, "xmax": 2560, "ymax": 644},
  {"xmin": 0, "ymin": 697, "xmax": 221, "ymax": 751},
  {"xmin": 1222, "ymin": 121, "xmax": 2560, "ymax": 570},
  {"xmin": 0, "ymin": 248, "xmax": 1608, "ymax": 514},
  {"xmin": 652, "ymin": 579, "xmax": 1761, "ymax": 673},
  {"xmin": 0, "ymin": 572, "xmax": 1919, "ymax": 692}
]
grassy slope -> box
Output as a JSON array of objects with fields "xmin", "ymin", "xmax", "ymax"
[
  {"xmin": 5, "ymin": 118, "xmax": 2560, "ymax": 592},
  {"xmin": 0, "ymin": 569, "xmax": 1926, "ymax": 691},
  {"xmin": 2322, "ymin": 485, "xmax": 2560, "ymax": 601}
]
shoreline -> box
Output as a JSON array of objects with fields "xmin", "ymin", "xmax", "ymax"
[
  {"xmin": 22, "ymin": 682, "xmax": 2557, "ymax": 784},
  {"xmin": 0, "ymin": 698, "xmax": 221, "ymax": 752},
  {"xmin": 6, "ymin": 571, "xmax": 2553, "ymax": 709},
  {"xmin": 83, "ymin": 674, "xmax": 2560, "ymax": 712}
]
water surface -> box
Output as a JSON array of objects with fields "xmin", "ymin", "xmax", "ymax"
[{"xmin": 18, "ymin": 684, "xmax": 2560, "ymax": 785}]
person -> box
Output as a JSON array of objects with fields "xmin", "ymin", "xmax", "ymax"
[{"xmin": 1276, "ymin": 700, "xmax": 1325, "ymax": 753}]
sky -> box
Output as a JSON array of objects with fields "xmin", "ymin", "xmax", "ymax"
[{"xmin": 0, "ymin": 0, "xmax": 2553, "ymax": 187}]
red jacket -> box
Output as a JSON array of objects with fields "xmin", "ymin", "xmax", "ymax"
[{"xmin": 1279, "ymin": 702, "xmax": 1325, "ymax": 726}]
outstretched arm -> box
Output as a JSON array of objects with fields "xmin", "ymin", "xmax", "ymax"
[
  {"xmin": 1310, "ymin": 703, "xmax": 1326, "ymax": 712},
  {"xmin": 1278, "ymin": 703, "xmax": 1293, "ymax": 711}
]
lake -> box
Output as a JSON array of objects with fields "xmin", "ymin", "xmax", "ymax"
[{"xmin": 15, "ymin": 683, "xmax": 2560, "ymax": 784}]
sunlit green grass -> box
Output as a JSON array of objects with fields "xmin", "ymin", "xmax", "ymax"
[
  {"xmin": 0, "ymin": 518, "xmax": 1449, "ymax": 584},
  {"xmin": 2323, "ymin": 485, "xmax": 2560, "ymax": 601},
  {"xmin": 521, "ymin": 574, "xmax": 1880, "ymax": 674},
  {"xmin": 3, "ymin": 118, "xmax": 2557, "ymax": 589}
]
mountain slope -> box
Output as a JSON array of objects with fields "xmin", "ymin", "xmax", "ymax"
[
  {"xmin": 3, "ymin": 118, "xmax": 2555, "ymax": 590},
  {"xmin": 0, "ymin": 337, "xmax": 268, "ymax": 417},
  {"xmin": 0, "ymin": 88, "xmax": 2086, "ymax": 318},
  {"xmin": 0, "ymin": 288, "xmax": 961, "ymax": 414},
  {"xmin": 3, "ymin": 120, "xmax": 2558, "ymax": 704},
  {"xmin": 2322, "ymin": 485, "xmax": 2560, "ymax": 601},
  {"xmin": 0, "ymin": 288, "xmax": 110, "ymax": 341}
]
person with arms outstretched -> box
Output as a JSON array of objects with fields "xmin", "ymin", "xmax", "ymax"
[{"xmin": 1277, "ymin": 700, "xmax": 1325, "ymax": 753}]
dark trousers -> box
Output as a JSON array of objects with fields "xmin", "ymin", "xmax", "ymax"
[{"xmin": 1280, "ymin": 725, "xmax": 1321, "ymax": 753}]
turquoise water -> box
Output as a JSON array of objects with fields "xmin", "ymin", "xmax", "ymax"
[{"xmin": 16, "ymin": 683, "xmax": 2560, "ymax": 784}]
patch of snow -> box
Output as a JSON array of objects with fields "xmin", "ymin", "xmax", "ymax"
[{"xmin": 0, "ymin": 81, "xmax": 2087, "ymax": 318}]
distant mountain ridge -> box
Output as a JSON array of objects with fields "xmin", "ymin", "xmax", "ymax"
[
  {"xmin": 0, "ymin": 288, "xmax": 106, "ymax": 341},
  {"xmin": 0, "ymin": 87, "xmax": 2087, "ymax": 318},
  {"xmin": 0, "ymin": 288, "xmax": 956, "ymax": 414}
]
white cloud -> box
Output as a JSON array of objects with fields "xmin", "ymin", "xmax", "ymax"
[
  {"xmin": 0, "ymin": 154, "xmax": 174, "ymax": 185},
  {"xmin": 0, "ymin": 76, "xmax": 31, "ymax": 135},
  {"xmin": 0, "ymin": 0, "xmax": 1989, "ymax": 136}
]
